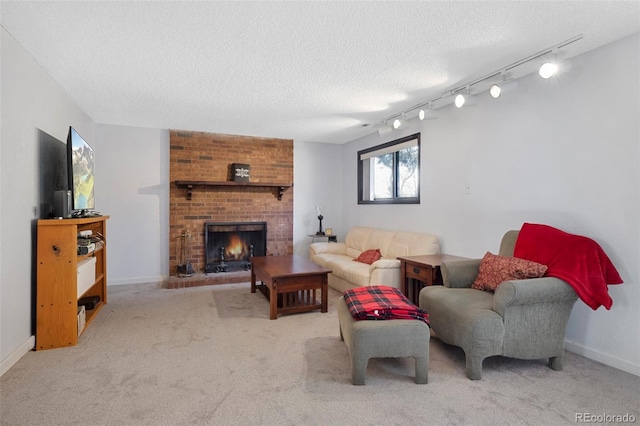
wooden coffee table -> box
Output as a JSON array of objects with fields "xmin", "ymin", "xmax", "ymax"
[{"xmin": 250, "ymin": 255, "xmax": 331, "ymax": 320}]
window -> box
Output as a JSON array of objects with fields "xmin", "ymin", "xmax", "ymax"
[{"xmin": 357, "ymin": 133, "xmax": 420, "ymax": 204}]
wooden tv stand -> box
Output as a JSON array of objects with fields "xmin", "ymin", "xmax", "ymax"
[{"xmin": 36, "ymin": 215, "xmax": 109, "ymax": 350}]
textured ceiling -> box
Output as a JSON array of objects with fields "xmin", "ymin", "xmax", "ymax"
[{"xmin": 2, "ymin": 1, "xmax": 639, "ymax": 143}]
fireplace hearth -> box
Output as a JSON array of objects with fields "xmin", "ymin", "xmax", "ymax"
[{"xmin": 204, "ymin": 222, "xmax": 266, "ymax": 274}]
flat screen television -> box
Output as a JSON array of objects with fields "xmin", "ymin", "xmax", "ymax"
[
  {"xmin": 66, "ymin": 126, "xmax": 96, "ymax": 216},
  {"xmin": 38, "ymin": 129, "xmax": 68, "ymax": 219}
]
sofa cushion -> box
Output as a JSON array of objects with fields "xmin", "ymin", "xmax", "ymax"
[
  {"xmin": 311, "ymin": 252, "xmax": 347, "ymax": 269},
  {"xmin": 386, "ymin": 231, "xmax": 440, "ymax": 259},
  {"xmin": 367, "ymin": 229, "xmax": 396, "ymax": 257},
  {"xmin": 344, "ymin": 227, "xmax": 377, "ymax": 252},
  {"xmin": 345, "ymin": 227, "xmax": 396, "ymax": 258},
  {"xmin": 354, "ymin": 249, "xmax": 382, "ymax": 264},
  {"xmin": 327, "ymin": 258, "xmax": 372, "ymax": 287},
  {"xmin": 472, "ymin": 252, "xmax": 548, "ymax": 291}
]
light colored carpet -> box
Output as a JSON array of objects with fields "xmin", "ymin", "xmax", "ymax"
[{"xmin": 1, "ymin": 282, "xmax": 638, "ymax": 425}]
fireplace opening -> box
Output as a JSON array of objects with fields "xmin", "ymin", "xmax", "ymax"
[{"xmin": 205, "ymin": 222, "xmax": 267, "ymax": 273}]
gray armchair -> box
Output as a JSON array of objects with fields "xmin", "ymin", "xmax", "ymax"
[{"xmin": 419, "ymin": 230, "xmax": 578, "ymax": 380}]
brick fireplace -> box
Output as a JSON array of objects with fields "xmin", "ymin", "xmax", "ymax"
[{"xmin": 168, "ymin": 130, "xmax": 293, "ymax": 287}]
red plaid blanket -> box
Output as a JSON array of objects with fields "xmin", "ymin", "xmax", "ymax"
[{"xmin": 343, "ymin": 286, "xmax": 429, "ymax": 325}]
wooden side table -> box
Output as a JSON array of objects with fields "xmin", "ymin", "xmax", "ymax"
[
  {"xmin": 398, "ymin": 254, "xmax": 469, "ymax": 305},
  {"xmin": 308, "ymin": 234, "xmax": 337, "ymax": 243}
]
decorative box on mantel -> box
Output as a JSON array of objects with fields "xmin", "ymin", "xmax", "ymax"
[{"xmin": 231, "ymin": 163, "xmax": 251, "ymax": 182}]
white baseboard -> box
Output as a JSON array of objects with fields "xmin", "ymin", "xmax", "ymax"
[
  {"xmin": 107, "ymin": 275, "xmax": 167, "ymax": 286},
  {"xmin": 565, "ymin": 340, "xmax": 640, "ymax": 377},
  {"xmin": 1, "ymin": 335, "xmax": 35, "ymax": 377}
]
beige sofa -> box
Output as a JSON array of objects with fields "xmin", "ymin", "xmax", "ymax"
[{"xmin": 309, "ymin": 226, "xmax": 440, "ymax": 293}]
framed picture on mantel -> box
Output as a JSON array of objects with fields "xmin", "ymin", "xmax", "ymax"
[{"xmin": 231, "ymin": 163, "xmax": 251, "ymax": 182}]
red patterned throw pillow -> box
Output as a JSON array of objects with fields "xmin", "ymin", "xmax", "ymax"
[
  {"xmin": 354, "ymin": 249, "xmax": 382, "ymax": 265},
  {"xmin": 472, "ymin": 251, "xmax": 548, "ymax": 291}
]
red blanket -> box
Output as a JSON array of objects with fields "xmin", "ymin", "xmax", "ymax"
[
  {"xmin": 513, "ymin": 223, "xmax": 623, "ymax": 310},
  {"xmin": 343, "ymin": 286, "xmax": 429, "ymax": 324}
]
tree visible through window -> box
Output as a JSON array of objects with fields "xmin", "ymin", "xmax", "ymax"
[{"xmin": 358, "ymin": 133, "xmax": 420, "ymax": 204}]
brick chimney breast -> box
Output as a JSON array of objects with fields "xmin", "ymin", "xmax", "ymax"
[{"xmin": 169, "ymin": 130, "xmax": 293, "ymax": 279}]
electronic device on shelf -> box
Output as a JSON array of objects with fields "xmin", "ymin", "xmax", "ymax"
[
  {"xmin": 78, "ymin": 295, "xmax": 100, "ymax": 310},
  {"xmin": 71, "ymin": 209, "xmax": 102, "ymax": 218},
  {"xmin": 77, "ymin": 230, "xmax": 104, "ymax": 255},
  {"xmin": 77, "ymin": 243, "xmax": 96, "ymax": 255}
]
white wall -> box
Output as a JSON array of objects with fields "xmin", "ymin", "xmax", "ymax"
[
  {"xmin": 1, "ymin": 28, "xmax": 93, "ymax": 371},
  {"xmin": 293, "ymin": 141, "xmax": 343, "ymax": 257},
  {"xmin": 95, "ymin": 125, "xmax": 169, "ymax": 285},
  {"xmin": 340, "ymin": 33, "xmax": 640, "ymax": 376}
]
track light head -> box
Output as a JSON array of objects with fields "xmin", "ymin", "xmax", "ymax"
[
  {"xmin": 377, "ymin": 123, "xmax": 393, "ymax": 137},
  {"xmin": 392, "ymin": 114, "xmax": 411, "ymax": 130},
  {"xmin": 455, "ymin": 89, "xmax": 477, "ymax": 108},
  {"xmin": 539, "ymin": 61, "xmax": 559, "ymax": 79},
  {"xmin": 418, "ymin": 106, "xmax": 438, "ymax": 120},
  {"xmin": 489, "ymin": 79, "xmax": 519, "ymax": 99},
  {"xmin": 489, "ymin": 84, "xmax": 502, "ymax": 98},
  {"xmin": 392, "ymin": 118, "xmax": 411, "ymax": 130},
  {"xmin": 539, "ymin": 58, "xmax": 573, "ymax": 79}
]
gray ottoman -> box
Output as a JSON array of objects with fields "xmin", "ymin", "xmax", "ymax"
[{"xmin": 337, "ymin": 295, "xmax": 430, "ymax": 385}]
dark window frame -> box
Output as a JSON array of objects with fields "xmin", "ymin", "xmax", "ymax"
[{"xmin": 357, "ymin": 133, "xmax": 421, "ymax": 205}]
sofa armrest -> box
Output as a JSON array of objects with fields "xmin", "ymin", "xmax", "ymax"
[
  {"xmin": 441, "ymin": 259, "xmax": 481, "ymax": 288},
  {"xmin": 309, "ymin": 242, "xmax": 347, "ymax": 257},
  {"xmin": 369, "ymin": 259, "xmax": 401, "ymax": 271},
  {"xmin": 493, "ymin": 277, "xmax": 578, "ymax": 316}
]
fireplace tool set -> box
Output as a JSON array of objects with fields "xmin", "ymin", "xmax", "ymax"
[{"xmin": 177, "ymin": 230, "xmax": 194, "ymax": 277}]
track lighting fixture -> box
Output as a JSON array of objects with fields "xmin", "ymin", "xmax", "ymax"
[
  {"xmin": 539, "ymin": 60, "xmax": 559, "ymax": 79},
  {"xmin": 392, "ymin": 114, "xmax": 411, "ymax": 130},
  {"xmin": 418, "ymin": 104, "xmax": 438, "ymax": 120},
  {"xmin": 490, "ymin": 74, "xmax": 519, "ymax": 99},
  {"xmin": 539, "ymin": 57, "xmax": 572, "ymax": 79},
  {"xmin": 455, "ymin": 88, "xmax": 477, "ymax": 108},
  {"xmin": 539, "ymin": 48, "xmax": 575, "ymax": 79},
  {"xmin": 418, "ymin": 109, "xmax": 436, "ymax": 120},
  {"xmin": 489, "ymin": 84, "xmax": 502, "ymax": 98},
  {"xmin": 377, "ymin": 122, "xmax": 393, "ymax": 137},
  {"xmin": 373, "ymin": 34, "xmax": 582, "ymax": 134}
]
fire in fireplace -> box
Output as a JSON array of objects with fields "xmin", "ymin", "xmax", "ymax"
[{"xmin": 204, "ymin": 222, "xmax": 267, "ymax": 273}]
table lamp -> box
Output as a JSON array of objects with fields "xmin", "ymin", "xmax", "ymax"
[{"xmin": 316, "ymin": 206, "xmax": 325, "ymax": 235}]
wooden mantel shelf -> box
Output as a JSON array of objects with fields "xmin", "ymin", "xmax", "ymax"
[{"xmin": 174, "ymin": 180, "xmax": 293, "ymax": 201}]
